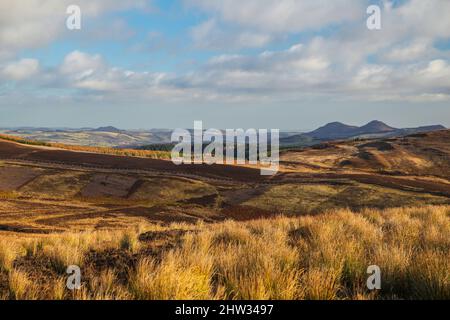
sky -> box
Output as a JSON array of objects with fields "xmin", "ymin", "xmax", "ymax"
[{"xmin": 0, "ymin": 0, "xmax": 449, "ymax": 130}]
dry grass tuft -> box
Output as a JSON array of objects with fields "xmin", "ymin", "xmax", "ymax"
[
  {"xmin": 130, "ymin": 233, "xmax": 213, "ymax": 300},
  {"xmin": 0, "ymin": 243, "xmax": 19, "ymax": 272},
  {"xmin": 8, "ymin": 269, "xmax": 38, "ymax": 300},
  {"xmin": 119, "ymin": 231, "xmax": 141, "ymax": 253},
  {"xmin": 0, "ymin": 205, "xmax": 448, "ymax": 300}
]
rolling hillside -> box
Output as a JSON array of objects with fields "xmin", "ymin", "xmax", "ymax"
[
  {"xmin": 0, "ymin": 129, "xmax": 449, "ymax": 234},
  {"xmin": 0, "ymin": 129, "xmax": 449, "ymax": 301}
]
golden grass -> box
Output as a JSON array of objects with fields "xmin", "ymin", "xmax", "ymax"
[
  {"xmin": 8, "ymin": 269, "xmax": 38, "ymax": 300},
  {"xmin": 87, "ymin": 269, "xmax": 131, "ymax": 300},
  {"xmin": 130, "ymin": 233, "xmax": 213, "ymax": 300},
  {"xmin": 0, "ymin": 243, "xmax": 20, "ymax": 272},
  {"xmin": 210, "ymin": 221, "xmax": 301, "ymax": 299},
  {"xmin": 119, "ymin": 231, "xmax": 141, "ymax": 253},
  {"xmin": 0, "ymin": 205, "xmax": 448, "ymax": 300}
]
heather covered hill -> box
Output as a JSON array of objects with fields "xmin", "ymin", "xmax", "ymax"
[
  {"xmin": 0, "ymin": 129, "xmax": 449, "ymax": 234},
  {"xmin": 281, "ymin": 129, "xmax": 450, "ymax": 179}
]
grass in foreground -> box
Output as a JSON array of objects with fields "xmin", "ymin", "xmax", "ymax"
[{"xmin": 0, "ymin": 205, "xmax": 448, "ymax": 300}]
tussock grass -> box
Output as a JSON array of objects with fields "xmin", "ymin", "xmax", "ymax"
[
  {"xmin": 0, "ymin": 205, "xmax": 448, "ymax": 300},
  {"xmin": 210, "ymin": 220, "xmax": 301, "ymax": 299},
  {"xmin": 87, "ymin": 269, "xmax": 131, "ymax": 300},
  {"xmin": 42, "ymin": 234, "xmax": 91, "ymax": 272},
  {"xmin": 119, "ymin": 231, "xmax": 141, "ymax": 253},
  {"xmin": 301, "ymin": 267, "xmax": 342, "ymax": 300},
  {"xmin": 130, "ymin": 233, "xmax": 213, "ymax": 300},
  {"xmin": 23, "ymin": 239, "xmax": 44, "ymax": 258},
  {"xmin": 0, "ymin": 243, "xmax": 20, "ymax": 272},
  {"xmin": 51, "ymin": 277, "xmax": 66, "ymax": 300},
  {"xmin": 8, "ymin": 269, "xmax": 38, "ymax": 300}
]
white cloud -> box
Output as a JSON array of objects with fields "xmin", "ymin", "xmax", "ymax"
[
  {"xmin": 0, "ymin": 0, "xmax": 149, "ymax": 59},
  {"xmin": 7, "ymin": 39, "xmax": 450, "ymax": 103},
  {"xmin": 187, "ymin": 0, "xmax": 364, "ymax": 33},
  {"xmin": 191, "ymin": 19, "xmax": 273, "ymax": 49},
  {"xmin": 393, "ymin": 0, "xmax": 450, "ymax": 39},
  {"xmin": 1, "ymin": 58, "xmax": 40, "ymax": 80},
  {"xmin": 57, "ymin": 51, "xmax": 173, "ymax": 94},
  {"xmin": 350, "ymin": 65, "xmax": 393, "ymax": 90},
  {"xmin": 383, "ymin": 39, "xmax": 431, "ymax": 62},
  {"xmin": 421, "ymin": 59, "xmax": 450, "ymax": 76},
  {"xmin": 290, "ymin": 57, "xmax": 330, "ymax": 71},
  {"xmin": 1, "ymin": 0, "xmax": 450, "ymax": 105},
  {"xmin": 187, "ymin": 0, "xmax": 365, "ymax": 49},
  {"xmin": 416, "ymin": 59, "xmax": 450, "ymax": 87},
  {"xmin": 60, "ymin": 51, "xmax": 105, "ymax": 76}
]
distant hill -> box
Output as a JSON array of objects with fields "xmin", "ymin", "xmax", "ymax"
[
  {"xmin": 0, "ymin": 127, "xmax": 173, "ymax": 147},
  {"xmin": 306, "ymin": 122, "xmax": 359, "ymax": 140},
  {"xmin": 276, "ymin": 134, "xmax": 317, "ymax": 147},
  {"xmin": 356, "ymin": 120, "xmax": 396, "ymax": 134},
  {"xmin": 92, "ymin": 126, "xmax": 123, "ymax": 133},
  {"xmin": 396, "ymin": 125, "xmax": 446, "ymax": 136},
  {"xmin": 302, "ymin": 120, "xmax": 445, "ymax": 141},
  {"xmin": 0, "ymin": 121, "xmax": 446, "ymax": 149}
]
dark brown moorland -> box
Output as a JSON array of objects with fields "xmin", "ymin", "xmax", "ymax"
[
  {"xmin": 0, "ymin": 130, "xmax": 449, "ymax": 300},
  {"xmin": 0, "ymin": 130, "xmax": 449, "ymax": 232}
]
